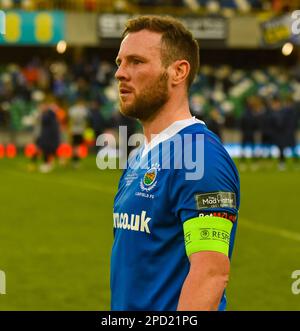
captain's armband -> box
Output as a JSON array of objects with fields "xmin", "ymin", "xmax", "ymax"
[{"xmin": 183, "ymin": 216, "xmax": 233, "ymax": 257}]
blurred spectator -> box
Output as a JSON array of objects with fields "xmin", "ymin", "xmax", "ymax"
[
  {"xmin": 68, "ymin": 97, "xmax": 89, "ymax": 167},
  {"xmin": 31, "ymin": 99, "xmax": 61, "ymax": 173},
  {"xmin": 268, "ymin": 96, "xmax": 286, "ymax": 169},
  {"xmin": 240, "ymin": 96, "xmax": 265, "ymax": 159},
  {"xmin": 260, "ymin": 105, "xmax": 274, "ymax": 158},
  {"xmin": 205, "ymin": 107, "xmax": 224, "ymax": 140},
  {"xmin": 113, "ymin": 112, "xmax": 138, "ymax": 159},
  {"xmin": 282, "ymin": 95, "xmax": 299, "ymax": 161},
  {"xmin": 88, "ymin": 100, "xmax": 106, "ymax": 140}
]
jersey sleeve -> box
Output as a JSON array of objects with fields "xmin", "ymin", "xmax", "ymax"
[
  {"xmin": 169, "ymin": 132, "xmax": 240, "ymax": 257},
  {"xmin": 170, "ymin": 132, "xmax": 240, "ymax": 223}
]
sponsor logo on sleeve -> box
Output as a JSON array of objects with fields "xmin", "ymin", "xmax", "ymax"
[
  {"xmin": 195, "ymin": 192, "xmax": 236, "ymax": 210},
  {"xmin": 198, "ymin": 211, "xmax": 237, "ymax": 222}
]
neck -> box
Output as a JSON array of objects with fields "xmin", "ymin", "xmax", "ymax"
[{"xmin": 142, "ymin": 93, "xmax": 191, "ymax": 143}]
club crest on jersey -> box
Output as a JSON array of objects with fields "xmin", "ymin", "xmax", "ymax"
[{"xmin": 140, "ymin": 163, "xmax": 160, "ymax": 192}]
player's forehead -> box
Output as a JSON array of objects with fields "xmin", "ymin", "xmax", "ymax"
[{"xmin": 117, "ymin": 30, "xmax": 162, "ymax": 60}]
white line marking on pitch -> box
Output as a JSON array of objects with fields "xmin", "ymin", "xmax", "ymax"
[{"xmin": 240, "ymin": 219, "xmax": 300, "ymax": 242}]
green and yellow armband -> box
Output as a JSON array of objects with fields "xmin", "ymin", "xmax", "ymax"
[{"xmin": 183, "ymin": 217, "xmax": 233, "ymax": 257}]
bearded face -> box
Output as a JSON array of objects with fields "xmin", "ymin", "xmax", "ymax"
[{"xmin": 119, "ymin": 71, "xmax": 169, "ymax": 122}]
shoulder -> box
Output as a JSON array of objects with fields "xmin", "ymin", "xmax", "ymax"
[
  {"xmin": 172, "ymin": 122, "xmax": 240, "ymax": 202},
  {"xmin": 179, "ymin": 122, "xmax": 237, "ymax": 170}
]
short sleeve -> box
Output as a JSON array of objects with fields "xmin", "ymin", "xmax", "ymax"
[{"xmin": 169, "ymin": 132, "xmax": 240, "ymax": 224}]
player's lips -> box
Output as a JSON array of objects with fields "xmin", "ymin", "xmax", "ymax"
[{"xmin": 119, "ymin": 86, "xmax": 134, "ymax": 96}]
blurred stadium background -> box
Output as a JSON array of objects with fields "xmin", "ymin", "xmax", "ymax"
[{"xmin": 0, "ymin": 0, "xmax": 300, "ymax": 310}]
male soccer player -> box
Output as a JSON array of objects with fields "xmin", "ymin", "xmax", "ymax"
[{"xmin": 111, "ymin": 15, "xmax": 240, "ymax": 311}]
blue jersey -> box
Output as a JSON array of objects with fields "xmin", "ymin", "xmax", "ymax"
[{"xmin": 111, "ymin": 118, "xmax": 240, "ymax": 311}]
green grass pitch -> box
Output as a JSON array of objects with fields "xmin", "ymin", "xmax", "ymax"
[{"xmin": 0, "ymin": 156, "xmax": 299, "ymax": 310}]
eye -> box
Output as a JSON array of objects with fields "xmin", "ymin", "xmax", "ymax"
[{"xmin": 132, "ymin": 58, "xmax": 142, "ymax": 65}]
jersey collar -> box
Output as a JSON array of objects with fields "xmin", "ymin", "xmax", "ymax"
[{"xmin": 141, "ymin": 116, "xmax": 205, "ymax": 158}]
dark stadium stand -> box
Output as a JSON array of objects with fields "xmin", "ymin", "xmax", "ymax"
[{"xmin": 1, "ymin": 57, "xmax": 299, "ymax": 132}]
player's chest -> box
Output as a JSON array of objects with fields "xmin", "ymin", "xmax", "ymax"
[{"xmin": 114, "ymin": 163, "xmax": 167, "ymax": 210}]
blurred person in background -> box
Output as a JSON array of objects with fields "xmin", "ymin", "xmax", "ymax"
[
  {"xmin": 282, "ymin": 95, "xmax": 299, "ymax": 165},
  {"xmin": 240, "ymin": 96, "xmax": 264, "ymax": 170},
  {"xmin": 43, "ymin": 94, "xmax": 68, "ymax": 141},
  {"xmin": 260, "ymin": 98, "xmax": 276, "ymax": 162},
  {"xmin": 88, "ymin": 99, "xmax": 107, "ymax": 153},
  {"xmin": 268, "ymin": 96, "xmax": 286, "ymax": 170},
  {"xmin": 205, "ymin": 107, "xmax": 224, "ymax": 141},
  {"xmin": 112, "ymin": 111, "xmax": 138, "ymax": 159},
  {"xmin": 68, "ymin": 97, "xmax": 89, "ymax": 167},
  {"xmin": 53, "ymin": 97, "xmax": 68, "ymax": 142},
  {"xmin": 30, "ymin": 95, "xmax": 61, "ymax": 173},
  {"xmin": 88, "ymin": 99, "xmax": 106, "ymax": 138}
]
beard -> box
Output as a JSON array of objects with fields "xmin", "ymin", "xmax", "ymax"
[{"xmin": 119, "ymin": 71, "xmax": 169, "ymax": 122}]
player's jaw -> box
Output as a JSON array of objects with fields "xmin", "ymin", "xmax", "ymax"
[{"xmin": 119, "ymin": 71, "xmax": 169, "ymax": 122}]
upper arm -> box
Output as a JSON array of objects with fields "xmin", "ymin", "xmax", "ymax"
[
  {"xmin": 177, "ymin": 250, "xmax": 231, "ymax": 311},
  {"xmin": 170, "ymin": 132, "xmax": 240, "ymax": 259},
  {"xmin": 189, "ymin": 250, "xmax": 230, "ymax": 279}
]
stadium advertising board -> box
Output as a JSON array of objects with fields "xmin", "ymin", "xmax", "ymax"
[
  {"xmin": 0, "ymin": 10, "xmax": 5, "ymax": 35},
  {"xmin": 98, "ymin": 14, "xmax": 227, "ymax": 40},
  {"xmin": 261, "ymin": 13, "xmax": 300, "ymax": 46},
  {"xmin": 0, "ymin": 11, "xmax": 65, "ymax": 45}
]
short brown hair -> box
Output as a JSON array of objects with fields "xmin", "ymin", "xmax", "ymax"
[{"xmin": 123, "ymin": 15, "xmax": 200, "ymax": 90}]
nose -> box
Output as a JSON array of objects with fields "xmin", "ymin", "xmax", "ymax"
[{"xmin": 115, "ymin": 63, "xmax": 129, "ymax": 81}]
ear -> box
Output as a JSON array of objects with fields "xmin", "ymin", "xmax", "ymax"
[{"xmin": 169, "ymin": 60, "xmax": 190, "ymax": 87}]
